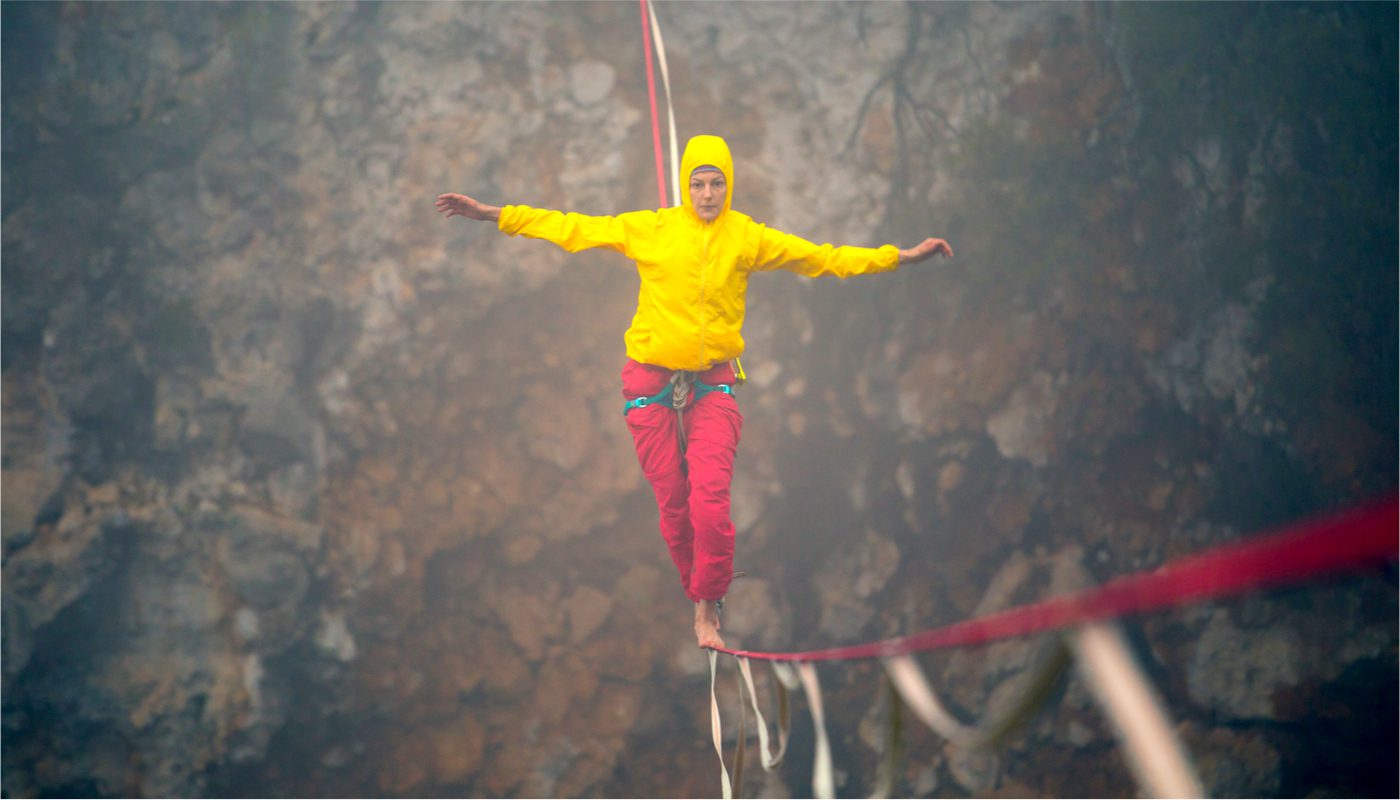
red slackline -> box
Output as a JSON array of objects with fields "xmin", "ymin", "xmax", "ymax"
[
  {"xmin": 638, "ymin": 0, "xmax": 667, "ymax": 209},
  {"xmin": 717, "ymin": 496, "xmax": 1398, "ymax": 662}
]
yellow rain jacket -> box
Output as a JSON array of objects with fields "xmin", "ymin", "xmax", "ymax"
[{"xmin": 497, "ymin": 135, "xmax": 901, "ymax": 372}]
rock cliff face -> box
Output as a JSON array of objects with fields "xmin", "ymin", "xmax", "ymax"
[{"xmin": 3, "ymin": 2, "xmax": 1395, "ymax": 797}]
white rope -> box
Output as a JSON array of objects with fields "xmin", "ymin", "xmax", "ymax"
[
  {"xmin": 867, "ymin": 674, "xmax": 903, "ymax": 800},
  {"xmin": 646, "ymin": 0, "xmax": 681, "ymax": 207},
  {"xmin": 796, "ymin": 662, "xmax": 835, "ymax": 800},
  {"xmin": 882, "ymin": 654, "xmax": 978, "ymax": 744},
  {"xmin": 726, "ymin": 635, "xmax": 1190, "ymax": 799},
  {"xmin": 709, "ymin": 650, "xmax": 733, "ymax": 799},
  {"xmin": 704, "ymin": 553, "xmax": 1240, "ymax": 800},
  {"xmin": 883, "ymin": 640, "xmax": 1074, "ymax": 751},
  {"xmin": 737, "ymin": 656, "xmax": 790, "ymax": 770},
  {"xmin": 771, "ymin": 660, "xmax": 800, "ymax": 691},
  {"xmin": 1071, "ymin": 623, "xmax": 1204, "ymax": 799}
]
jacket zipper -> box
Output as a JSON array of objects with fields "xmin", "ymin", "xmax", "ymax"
[{"xmin": 696, "ymin": 225, "xmax": 710, "ymax": 368}]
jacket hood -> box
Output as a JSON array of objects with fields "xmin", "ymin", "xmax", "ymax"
[{"xmin": 679, "ymin": 134, "xmax": 733, "ymax": 221}]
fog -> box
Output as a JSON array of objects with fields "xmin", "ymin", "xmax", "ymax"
[{"xmin": 3, "ymin": 2, "xmax": 1395, "ymax": 797}]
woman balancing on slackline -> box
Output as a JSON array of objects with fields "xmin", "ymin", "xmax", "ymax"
[{"xmin": 437, "ymin": 134, "xmax": 952, "ymax": 650}]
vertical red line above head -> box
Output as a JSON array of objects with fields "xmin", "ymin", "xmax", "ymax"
[{"xmin": 639, "ymin": 0, "xmax": 668, "ymax": 209}]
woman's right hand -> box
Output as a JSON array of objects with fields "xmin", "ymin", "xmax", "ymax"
[{"xmin": 435, "ymin": 193, "xmax": 501, "ymax": 222}]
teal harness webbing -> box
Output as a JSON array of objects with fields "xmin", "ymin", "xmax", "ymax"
[
  {"xmin": 622, "ymin": 374, "xmax": 733, "ymax": 417},
  {"xmin": 623, "ymin": 369, "xmax": 736, "ymax": 454}
]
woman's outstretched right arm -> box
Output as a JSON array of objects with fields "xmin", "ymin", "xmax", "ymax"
[{"xmin": 437, "ymin": 192, "xmax": 655, "ymax": 256}]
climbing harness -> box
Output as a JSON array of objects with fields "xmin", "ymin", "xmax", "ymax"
[
  {"xmin": 621, "ymin": 370, "xmax": 733, "ymax": 418},
  {"xmin": 622, "ymin": 368, "xmax": 734, "ymax": 455}
]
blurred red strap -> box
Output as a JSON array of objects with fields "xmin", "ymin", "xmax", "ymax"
[
  {"xmin": 720, "ymin": 496, "xmax": 1398, "ymax": 662},
  {"xmin": 638, "ymin": 0, "xmax": 667, "ymax": 209}
]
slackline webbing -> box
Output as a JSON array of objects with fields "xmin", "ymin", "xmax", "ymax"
[
  {"xmin": 707, "ymin": 651, "xmax": 733, "ymax": 799},
  {"xmin": 715, "ymin": 496, "xmax": 1397, "ymax": 662},
  {"xmin": 704, "ymin": 498, "xmax": 1393, "ymax": 798},
  {"xmin": 629, "ymin": 6, "xmax": 1397, "ymax": 793},
  {"xmin": 638, "ymin": 0, "xmax": 667, "ymax": 209},
  {"xmin": 645, "ymin": 0, "xmax": 681, "ymax": 208}
]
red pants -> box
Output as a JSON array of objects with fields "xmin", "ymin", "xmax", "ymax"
[{"xmin": 622, "ymin": 359, "xmax": 743, "ymax": 602}]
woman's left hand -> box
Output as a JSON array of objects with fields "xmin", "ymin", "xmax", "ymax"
[{"xmin": 898, "ymin": 237, "xmax": 954, "ymax": 264}]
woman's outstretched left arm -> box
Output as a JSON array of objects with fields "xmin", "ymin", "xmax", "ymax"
[
  {"xmin": 897, "ymin": 237, "xmax": 954, "ymax": 264},
  {"xmin": 435, "ymin": 192, "xmax": 502, "ymax": 222}
]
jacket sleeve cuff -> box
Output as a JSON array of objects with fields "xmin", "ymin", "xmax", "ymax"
[
  {"xmin": 497, "ymin": 205, "xmax": 523, "ymax": 235},
  {"xmin": 880, "ymin": 244, "xmax": 901, "ymax": 270}
]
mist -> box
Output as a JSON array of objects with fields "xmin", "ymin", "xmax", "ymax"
[{"xmin": 3, "ymin": 2, "xmax": 1395, "ymax": 797}]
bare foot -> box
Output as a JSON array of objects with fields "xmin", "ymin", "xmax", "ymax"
[{"xmin": 694, "ymin": 599, "xmax": 725, "ymax": 650}]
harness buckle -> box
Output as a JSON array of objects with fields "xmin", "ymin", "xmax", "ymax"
[{"xmin": 622, "ymin": 370, "xmax": 735, "ymax": 417}]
